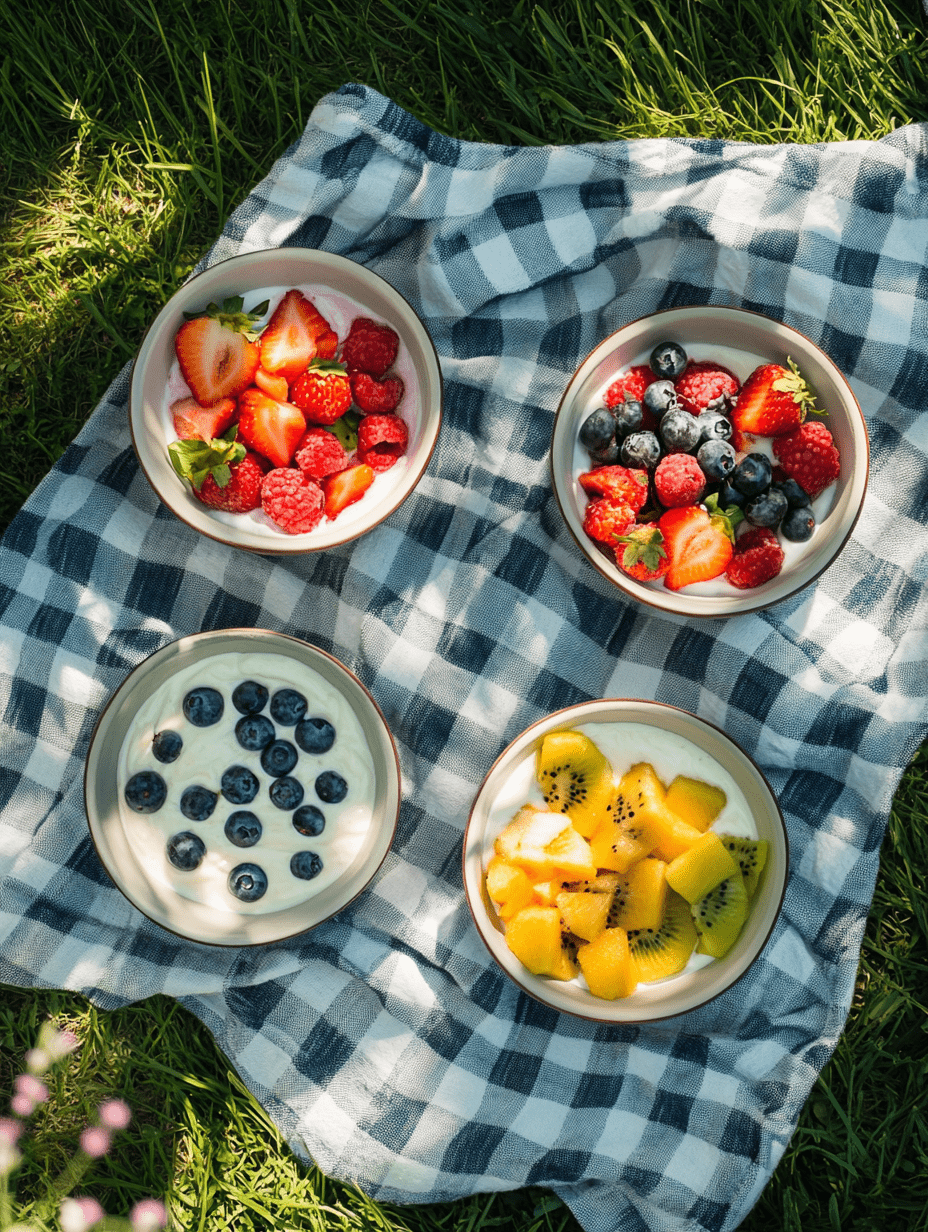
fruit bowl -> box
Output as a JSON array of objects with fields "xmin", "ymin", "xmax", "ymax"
[
  {"xmin": 550, "ymin": 305, "xmax": 869, "ymax": 617},
  {"xmin": 84, "ymin": 629, "xmax": 401, "ymax": 946},
  {"xmin": 129, "ymin": 248, "xmax": 443, "ymax": 553},
  {"xmin": 462, "ymin": 700, "xmax": 788, "ymax": 1023}
]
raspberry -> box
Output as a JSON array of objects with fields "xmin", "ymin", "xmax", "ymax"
[
  {"xmin": 341, "ymin": 317, "xmax": 399, "ymax": 379},
  {"xmin": 294, "ymin": 427, "xmax": 350, "ymax": 480},
  {"xmin": 674, "ymin": 361, "xmax": 740, "ymax": 415},
  {"xmin": 726, "ymin": 526, "xmax": 785, "ymax": 589},
  {"xmin": 357, "ymin": 414, "xmax": 409, "ymax": 472},
  {"xmin": 582, "ymin": 496, "xmax": 635, "ymax": 543},
  {"xmin": 350, "ymin": 371, "xmax": 404, "ymax": 414},
  {"xmin": 605, "ymin": 365, "xmax": 655, "ymax": 407},
  {"xmin": 578, "ymin": 465, "xmax": 648, "ymax": 510},
  {"xmin": 654, "ymin": 453, "xmax": 706, "ymax": 509},
  {"xmin": 772, "ymin": 420, "xmax": 841, "ymax": 497},
  {"xmin": 260, "ymin": 468, "xmax": 325, "ymax": 534}
]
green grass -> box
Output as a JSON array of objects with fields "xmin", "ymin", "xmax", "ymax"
[{"xmin": 1, "ymin": 0, "xmax": 927, "ymax": 1229}]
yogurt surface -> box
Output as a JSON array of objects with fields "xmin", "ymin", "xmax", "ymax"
[{"xmin": 117, "ymin": 650, "xmax": 376, "ymax": 914}]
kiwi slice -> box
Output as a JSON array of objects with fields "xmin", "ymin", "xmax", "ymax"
[
  {"xmin": 627, "ymin": 890, "xmax": 697, "ymax": 982},
  {"xmin": 536, "ymin": 730, "xmax": 614, "ymax": 838},
  {"xmin": 691, "ymin": 874, "xmax": 749, "ymax": 958},
  {"xmin": 718, "ymin": 835, "xmax": 769, "ymax": 897}
]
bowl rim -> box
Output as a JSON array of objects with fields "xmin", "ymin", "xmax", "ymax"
[
  {"xmin": 83, "ymin": 627, "xmax": 401, "ymax": 947},
  {"xmin": 462, "ymin": 698, "xmax": 789, "ymax": 1024},
  {"xmin": 550, "ymin": 304, "xmax": 870, "ymax": 618},
  {"xmin": 128, "ymin": 247, "xmax": 444, "ymax": 555}
]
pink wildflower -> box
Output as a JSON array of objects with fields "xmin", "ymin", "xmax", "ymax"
[
  {"xmin": 130, "ymin": 1198, "xmax": 169, "ymax": 1230},
  {"xmin": 60, "ymin": 1197, "xmax": 105, "ymax": 1232},
  {"xmin": 14, "ymin": 1074, "xmax": 48, "ymax": 1103},
  {"xmin": 0, "ymin": 1117, "xmax": 22, "ymax": 1144},
  {"xmin": 79, "ymin": 1126, "xmax": 112, "ymax": 1158},
  {"xmin": 10, "ymin": 1094, "xmax": 34, "ymax": 1117},
  {"xmin": 98, "ymin": 1098, "xmax": 132, "ymax": 1130},
  {"xmin": 0, "ymin": 1138, "xmax": 22, "ymax": 1175}
]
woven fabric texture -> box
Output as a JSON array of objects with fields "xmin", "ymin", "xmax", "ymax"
[{"xmin": 2, "ymin": 86, "xmax": 928, "ymax": 1232}]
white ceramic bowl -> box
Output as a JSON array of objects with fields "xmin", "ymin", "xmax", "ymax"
[
  {"xmin": 551, "ymin": 305, "xmax": 869, "ymax": 617},
  {"xmin": 84, "ymin": 629, "xmax": 401, "ymax": 946},
  {"xmin": 463, "ymin": 700, "xmax": 788, "ymax": 1023},
  {"xmin": 130, "ymin": 248, "xmax": 443, "ymax": 554}
]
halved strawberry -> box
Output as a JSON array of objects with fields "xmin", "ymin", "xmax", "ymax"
[
  {"xmin": 174, "ymin": 296, "xmax": 264, "ymax": 405},
  {"xmin": 731, "ymin": 358, "xmax": 816, "ymax": 437},
  {"xmin": 259, "ymin": 290, "xmax": 338, "ymax": 382},
  {"xmin": 170, "ymin": 396, "xmax": 237, "ymax": 443},
  {"xmin": 322, "ymin": 463, "xmax": 375, "ymax": 518},
  {"xmin": 578, "ymin": 465, "xmax": 648, "ymax": 509},
  {"xmin": 659, "ymin": 505, "xmax": 734, "ymax": 590},
  {"xmin": 237, "ymin": 389, "xmax": 306, "ymax": 468},
  {"xmin": 253, "ymin": 367, "xmax": 290, "ymax": 401}
]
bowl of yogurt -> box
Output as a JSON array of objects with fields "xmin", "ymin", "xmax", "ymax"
[
  {"xmin": 129, "ymin": 248, "xmax": 443, "ymax": 554},
  {"xmin": 550, "ymin": 305, "xmax": 868, "ymax": 617},
  {"xmin": 85, "ymin": 629, "xmax": 401, "ymax": 946},
  {"xmin": 462, "ymin": 699, "xmax": 788, "ymax": 1023}
]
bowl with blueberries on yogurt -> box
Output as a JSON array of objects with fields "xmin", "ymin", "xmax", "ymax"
[{"xmin": 85, "ymin": 628, "xmax": 401, "ymax": 946}]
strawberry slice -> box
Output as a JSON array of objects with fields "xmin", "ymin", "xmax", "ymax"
[
  {"xmin": 322, "ymin": 463, "xmax": 375, "ymax": 518},
  {"xmin": 731, "ymin": 358, "xmax": 816, "ymax": 437},
  {"xmin": 659, "ymin": 505, "xmax": 734, "ymax": 591},
  {"xmin": 259, "ymin": 290, "xmax": 338, "ymax": 382},
  {"xmin": 170, "ymin": 396, "xmax": 237, "ymax": 442},
  {"xmin": 253, "ymin": 367, "xmax": 290, "ymax": 401},
  {"xmin": 237, "ymin": 389, "xmax": 306, "ymax": 468},
  {"xmin": 174, "ymin": 296, "xmax": 264, "ymax": 405}
]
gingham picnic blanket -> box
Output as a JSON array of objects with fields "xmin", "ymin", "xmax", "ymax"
[{"xmin": 3, "ymin": 85, "xmax": 928, "ymax": 1232}]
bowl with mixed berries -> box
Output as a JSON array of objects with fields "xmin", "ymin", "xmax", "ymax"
[
  {"xmin": 462, "ymin": 699, "xmax": 788, "ymax": 1023},
  {"xmin": 551, "ymin": 306, "xmax": 869, "ymax": 616},
  {"xmin": 130, "ymin": 248, "xmax": 443, "ymax": 553},
  {"xmin": 84, "ymin": 628, "xmax": 402, "ymax": 946}
]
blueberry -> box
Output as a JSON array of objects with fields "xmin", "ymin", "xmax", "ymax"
[
  {"xmin": 228, "ymin": 863, "xmax": 268, "ymax": 902},
  {"xmin": 261, "ymin": 740, "xmax": 298, "ymax": 777},
  {"xmin": 180, "ymin": 785, "xmax": 218, "ymax": 821},
  {"xmin": 612, "ymin": 399, "xmax": 643, "ymax": 438},
  {"xmin": 316, "ymin": 770, "xmax": 348, "ymax": 803},
  {"xmin": 696, "ymin": 412, "xmax": 732, "ymax": 445},
  {"xmin": 183, "ymin": 687, "xmax": 224, "ymax": 727},
  {"xmin": 781, "ymin": 506, "xmax": 816, "ymax": 541},
  {"xmin": 697, "ymin": 440, "xmax": 736, "ymax": 482},
  {"xmin": 292, "ymin": 805, "xmax": 326, "ymax": 837},
  {"xmin": 588, "ymin": 439, "xmax": 621, "ymax": 465},
  {"xmin": 659, "ymin": 408, "xmax": 701, "ymax": 454},
  {"xmin": 270, "ymin": 689, "xmax": 308, "ymax": 726},
  {"xmin": 719, "ymin": 479, "xmax": 746, "ymax": 507},
  {"xmin": 232, "ymin": 680, "xmax": 269, "ymax": 715},
  {"xmin": 620, "ymin": 430, "xmax": 662, "ymax": 470},
  {"xmin": 774, "ymin": 477, "xmax": 811, "ymax": 508},
  {"xmin": 732, "ymin": 452, "xmax": 773, "ymax": 497},
  {"xmin": 152, "ymin": 730, "xmax": 183, "ymax": 764},
  {"xmin": 579, "ymin": 407, "xmax": 616, "ymax": 452},
  {"xmin": 643, "ymin": 379, "xmax": 679, "ymax": 416},
  {"xmin": 221, "ymin": 765, "xmax": 260, "ymax": 805},
  {"xmin": 745, "ymin": 487, "xmax": 788, "ymax": 528},
  {"xmin": 235, "ymin": 714, "xmax": 276, "ymax": 752},
  {"xmin": 649, "ymin": 340, "xmax": 688, "ymax": 380},
  {"xmin": 124, "ymin": 771, "xmax": 167, "ymax": 814},
  {"xmin": 166, "ymin": 831, "xmax": 206, "ymax": 871},
  {"xmin": 224, "ymin": 810, "xmax": 262, "ymax": 848},
  {"xmin": 291, "ymin": 851, "xmax": 323, "ymax": 881},
  {"xmin": 269, "ymin": 776, "xmax": 304, "ymax": 810},
  {"xmin": 295, "ymin": 717, "xmax": 336, "ymax": 755}
]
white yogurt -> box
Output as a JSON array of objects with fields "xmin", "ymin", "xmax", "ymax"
[{"xmin": 117, "ymin": 651, "xmax": 376, "ymax": 915}]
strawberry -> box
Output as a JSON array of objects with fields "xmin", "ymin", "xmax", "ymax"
[
  {"xmin": 170, "ymin": 396, "xmax": 237, "ymax": 443},
  {"xmin": 654, "ymin": 453, "xmax": 705, "ymax": 509},
  {"xmin": 260, "ymin": 467, "xmax": 325, "ymax": 534},
  {"xmin": 322, "ymin": 463, "xmax": 376, "ymax": 518},
  {"xmin": 174, "ymin": 296, "xmax": 264, "ymax": 405},
  {"xmin": 772, "ymin": 420, "xmax": 841, "ymax": 497},
  {"xmin": 726, "ymin": 526, "xmax": 785, "ymax": 589},
  {"xmin": 253, "ymin": 367, "xmax": 290, "ymax": 401},
  {"xmin": 341, "ymin": 317, "xmax": 399, "ymax": 379},
  {"xmin": 731, "ymin": 358, "xmax": 816, "ymax": 437},
  {"xmin": 357, "ymin": 413, "xmax": 409, "ymax": 472},
  {"xmin": 290, "ymin": 360, "xmax": 353, "ymax": 425},
  {"xmin": 578, "ymin": 465, "xmax": 648, "ymax": 510},
  {"xmin": 613, "ymin": 524, "xmax": 669, "ymax": 582},
  {"xmin": 350, "ymin": 371, "xmax": 404, "ymax": 414},
  {"xmin": 259, "ymin": 289, "xmax": 338, "ymax": 382},
  {"xmin": 237, "ymin": 388, "xmax": 306, "ymax": 468},
  {"xmin": 659, "ymin": 504, "xmax": 734, "ymax": 590},
  {"xmin": 582, "ymin": 497, "xmax": 635, "ymax": 544},
  {"xmin": 294, "ymin": 427, "xmax": 350, "ymax": 480},
  {"xmin": 167, "ymin": 429, "xmax": 267, "ymax": 513},
  {"xmin": 674, "ymin": 360, "xmax": 740, "ymax": 416}
]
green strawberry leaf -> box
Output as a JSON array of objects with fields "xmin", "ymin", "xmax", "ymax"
[
  {"xmin": 773, "ymin": 357, "xmax": 819, "ymax": 418},
  {"xmin": 182, "ymin": 295, "xmax": 270, "ymax": 341},
  {"xmin": 167, "ymin": 428, "xmax": 245, "ymax": 492},
  {"xmin": 614, "ymin": 525, "xmax": 666, "ymax": 571},
  {"xmin": 327, "ymin": 410, "xmax": 362, "ymax": 453},
  {"xmin": 704, "ymin": 492, "xmax": 745, "ymax": 544}
]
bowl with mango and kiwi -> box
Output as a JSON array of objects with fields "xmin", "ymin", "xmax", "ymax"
[{"xmin": 462, "ymin": 699, "xmax": 787, "ymax": 1023}]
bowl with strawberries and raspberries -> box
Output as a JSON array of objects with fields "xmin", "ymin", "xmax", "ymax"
[
  {"xmin": 129, "ymin": 248, "xmax": 443, "ymax": 553},
  {"xmin": 551, "ymin": 305, "xmax": 869, "ymax": 617}
]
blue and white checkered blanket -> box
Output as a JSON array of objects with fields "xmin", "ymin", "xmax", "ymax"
[{"xmin": 3, "ymin": 85, "xmax": 928, "ymax": 1232}]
